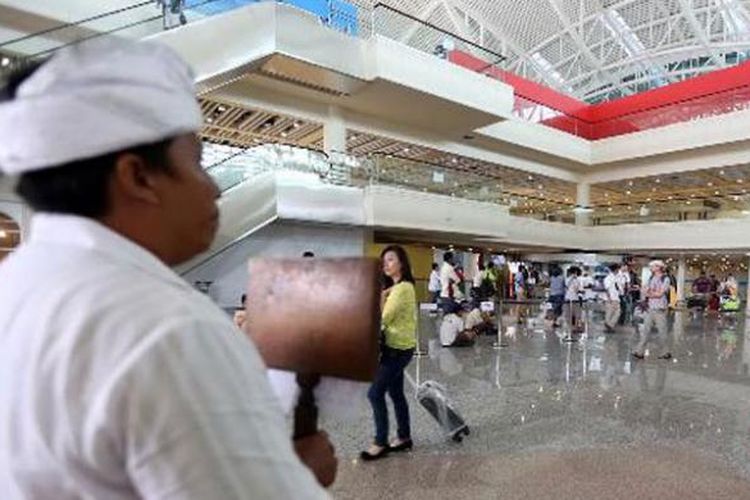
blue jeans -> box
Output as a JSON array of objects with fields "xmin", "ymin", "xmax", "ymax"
[{"xmin": 368, "ymin": 346, "xmax": 414, "ymax": 447}]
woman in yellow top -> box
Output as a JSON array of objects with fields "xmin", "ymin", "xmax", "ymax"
[{"xmin": 361, "ymin": 245, "xmax": 417, "ymax": 461}]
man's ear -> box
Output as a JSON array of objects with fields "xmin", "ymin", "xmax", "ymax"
[{"xmin": 111, "ymin": 153, "xmax": 162, "ymax": 205}]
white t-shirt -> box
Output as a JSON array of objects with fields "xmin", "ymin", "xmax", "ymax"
[
  {"xmin": 616, "ymin": 270, "xmax": 630, "ymax": 292},
  {"xmin": 440, "ymin": 262, "xmax": 460, "ymax": 299},
  {"xmin": 565, "ymin": 276, "xmax": 581, "ymax": 301},
  {"xmin": 428, "ymin": 269, "xmax": 441, "ymax": 292},
  {"xmin": 440, "ymin": 314, "xmax": 464, "ymax": 346},
  {"xmin": 603, "ymin": 273, "xmax": 620, "ymax": 302},
  {"xmin": 464, "ymin": 308, "xmax": 485, "ymax": 330}
]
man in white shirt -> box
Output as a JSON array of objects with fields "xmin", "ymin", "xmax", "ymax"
[
  {"xmin": 428, "ymin": 262, "xmax": 441, "ymax": 303},
  {"xmin": 439, "ymin": 302, "xmax": 476, "ymax": 347},
  {"xmin": 615, "ymin": 263, "xmax": 631, "ymax": 324},
  {"xmin": 439, "ymin": 251, "xmax": 461, "ymax": 308},
  {"xmin": 0, "ymin": 39, "xmax": 332, "ymax": 499},
  {"xmin": 603, "ymin": 264, "xmax": 621, "ymax": 333}
]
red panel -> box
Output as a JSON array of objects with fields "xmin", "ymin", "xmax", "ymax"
[
  {"xmin": 447, "ymin": 51, "xmax": 592, "ymax": 120},
  {"xmin": 588, "ymin": 61, "xmax": 750, "ymax": 122},
  {"xmin": 448, "ymin": 49, "xmax": 750, "ymax": 140}
]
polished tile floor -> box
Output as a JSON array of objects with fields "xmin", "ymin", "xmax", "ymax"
[{"xmin": 326, "ymin": 306, "xmax": 750, "ymax": 499}]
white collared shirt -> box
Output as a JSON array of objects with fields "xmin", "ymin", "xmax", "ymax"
[
  {"xmin": 440, "ymin": 262, "xmax": 460, "ymax": 298},
  {"xmin": 0, "ymin": 214, "xmax": 328, "ymax": 500}
]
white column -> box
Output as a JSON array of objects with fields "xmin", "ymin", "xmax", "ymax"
[
  {"xmin": 676, "ymin": 256, "xmax": 687, "ymax": 308},
  {"xmin": 575, "ymin": 182, "xmax": 591, "ymax": 226},
  {"xmin": 746, "ymin": 256, "xmax": 750, "ymax": 317},
  {"xmin": 323, "ymin": 106, "xmax": 348, "ymax": 184},
  {"xmin": 323, "ymin": 105, "xmax": 346, "ymax": 155}
]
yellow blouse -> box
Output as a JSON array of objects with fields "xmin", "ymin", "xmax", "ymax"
[{"xmin": 382, "ymin": 281, "xmax": 417, "ymax": 350}]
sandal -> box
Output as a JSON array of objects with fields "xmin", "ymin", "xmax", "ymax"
[
  {"xmin": 360, "ymin": 445, "xmax": 390, "ymax": 461},
  {"xmin": 388, "ymin": 439, "xmax": 413, "ymax": 453}
]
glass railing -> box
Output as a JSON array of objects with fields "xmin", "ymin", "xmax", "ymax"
[
  {"xmin": 589, "ymin": 199, "xmax": 750, "ymax": 226},
  {"xmin": 0, "ymin": 0, "xmax": 362, "ymax": 70},
  {"xmin": 347, "ymin": 153, "xmax": 507, "ymax": 205},
  {"xmin": 371, "ymin": 3, "xmax": 505, "ymax": 75},
  {"xmin": 202, "ymin": 142, "xmax": 331, "ymax": 192}
]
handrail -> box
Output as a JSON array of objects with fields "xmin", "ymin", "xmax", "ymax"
[
  {"xmin": 371, "ymin": 2, "xmax": 506, "ymax": 66},
  {"xmin": 0, "ymin": 0, "xmax": 154, "ymax": 49}
]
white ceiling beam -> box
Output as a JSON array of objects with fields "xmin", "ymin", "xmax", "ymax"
[
  {"xmin": 675, "ymin": 0, "xmax": 726, "ymax": 67},
  {"xmin": 545, "ymin": 0, "xmax": 624, "ymax": 94},
  {"xmin": 453, "ymin": 2, "xmax": 571, "ymax": 90},
  {"xmin": 397, "ymin": 0, "xmax": 443, "ymax": 44}
]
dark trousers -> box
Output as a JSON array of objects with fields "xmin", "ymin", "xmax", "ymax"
[
  {"xmin": 368, "ymin": 346, "xmax": 414, "ymax": 447},
  {"xmin": 550, "ymin": 294, "xmax": 564, "ymax": 319}
]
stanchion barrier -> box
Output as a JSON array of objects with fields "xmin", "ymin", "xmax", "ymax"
[
  {"xmin": 493, "ymin": 295, "xmax": 508, "ymax": 349},
  {"xmin": 416, "ymin": 303, "xmax": 437, "ymax": 357},
  {"xmin": 563, "ymin": 298, "xmax": 576, "ymax": 342}
]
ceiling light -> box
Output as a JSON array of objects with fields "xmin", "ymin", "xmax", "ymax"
[
  {"xmin": 0, "ymin": 57, "xmax": 9, "ymax": 67},
  {"xmin": 738, "ymin": 179, "xmax": 744, "ymax": 184},
  {"xmin": 452, "ymin": 158, "xmax": 458, "ymax": 164},
  {"xmin": 528, "ymin": 175, "xmax": 534, "ymax": 181},
  {"xmin": 655, "ymin": 178, "xmax": 661, "ymax": 183},
  {"xmin": 708, "ymin": 182, "xmax": 714, "ymax": 187},
  {"xmin": 403, "ymin": 148, "xmax": 410, "ymax": 154},
  {"xmin": 626, "ymin": 190, "xmax": 632, "ymax": 195},
  {"xmin": 720, "ymin": 170, "xmax": 726, "ymax": 175},
  {"xmin": 0, "ymin": 230, "xmax": 6, "ymax": 238},
  {"xmin": 206, "ymin": 117, "xmax": 214, "ymax": 124},
  {"xmin": 714, "ymin": 191, "xmax": 720, "ymax": 195},
  {"xmin": 628, "ymin": 181, "xmax": 633, "ymax": 187}
]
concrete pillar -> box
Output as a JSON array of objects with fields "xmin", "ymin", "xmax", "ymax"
[
  {"xmin": 323, "ymin": 106, "xmax": 348, "ymax": 184},
  {"xmin": 575, "ymin": 182, "xmax": 591, "ymax": 226},
  {"xmin": 676, "ymin": 256, "xmax": 687, "ymax": 308},
  {"xmin": 746, "ymin": 256, "xmax": 750, "ymax": 317}
]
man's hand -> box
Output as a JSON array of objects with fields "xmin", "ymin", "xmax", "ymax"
[{"xmin": 293, "ymin": 431, "xmax": 338, "ymax": 488}]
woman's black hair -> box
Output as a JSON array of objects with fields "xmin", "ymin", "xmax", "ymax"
[{"xmin": 380, "ymin": 245, "xmax": 415, "ymax": 289}]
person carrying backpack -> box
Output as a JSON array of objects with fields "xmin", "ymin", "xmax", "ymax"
[{"xmin": 632, "ymin": 260, "xmax": 672, "ymax": 360}]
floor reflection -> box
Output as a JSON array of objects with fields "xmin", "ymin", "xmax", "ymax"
[{"xmin": 327, "ymin": 307, "xmax": 750, "ymax": 498}]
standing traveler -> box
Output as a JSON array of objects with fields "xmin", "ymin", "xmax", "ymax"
[
  {"xmin": 548, "ymin": 266, "xmax": 565, "ymax": 327},
  {"xmin": 362, "ymin": 245, "xmax": 417, "ymax": 461},
  {"xmin": 632, "ymin": 261, "xmax": 672, "ymax": 360},
  {"xmin": 616, "ymin": 263, "xmax": 631, "ymax": 324},
  {"xmin": 428, "ymin": 262, "xmax": 441, "ymax": 303},
  {"xmin": 0, "ymin": 39, "xmax": 333, "ymax": 499},
  {"xmin": 439, "ymin": 251, "xmax": 461, "ymax": 311},
  {"xmin": 564, "ymin": 267, "xmax": 583, "ymax": 334},
  {"xmin": 603, "ymin": 264, "xmax": 621, "ymax": 333}
]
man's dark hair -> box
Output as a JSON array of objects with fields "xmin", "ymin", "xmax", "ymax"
[
  {"xmin": 444, "ymin": 251, "xmax": 454, "ymax": 263},
  {"xmin": 302, "ymin": 251, "xmax": 315, "ymax": 258},
  {"xmin": 432, "ymin": 263, "xmax": 438, "ymax": 270},
  {"xmin": 3, "ymin": 60, "xmax": 174, "ymax": 218},
  {"xmin": 15, "ymin": 140, "xmax": 172, "ymax": 217}
]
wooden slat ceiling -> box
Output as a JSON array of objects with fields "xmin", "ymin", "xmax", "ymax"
[
  {"xmin": 591, "ymin": 164, "xmax": 750, "ymax": 217},
  {"xmin": 198, "ymin": 98, "xmax": 579, "ymax": 211},
  {"xmin": 199, "ymin": 98, "xmax": 324, "ymax": 148}
]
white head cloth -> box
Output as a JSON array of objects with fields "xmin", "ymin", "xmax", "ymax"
[
  {"xmin": 0, "ymin": 37, "xmax": 203, "ymax": 174},
  {"xmin": 649, "ymin": 260, "xmax": 666, "ymax": 270}
]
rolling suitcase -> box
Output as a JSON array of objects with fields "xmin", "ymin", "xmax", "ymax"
[{"xmin": 415, "ymin": 380, "xmax": 470, "ymax": 442}]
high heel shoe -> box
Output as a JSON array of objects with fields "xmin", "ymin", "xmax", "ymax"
[
  {"xmin": 360, "ymin": 445, "xmax": 390, "ymax": 461},
  {"xmin": 388, "ymin": 439, "xmax": 413, "ymax": 453}
]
